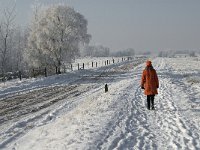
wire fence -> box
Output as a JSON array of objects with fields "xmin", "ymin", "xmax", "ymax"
[{"xmin": 0, "ymin": 57, "xmax": 133, "ymax": 82}]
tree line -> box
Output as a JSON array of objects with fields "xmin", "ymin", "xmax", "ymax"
[
  {"xmin": 0, "ymin": 3, "xmax": 135, "ymax": 80},
  {"xmin": 82, "ymin": 46, "xmax": 135, "ymax": 57},
  {"xmin": 158, "ymin": 50, "xmax": 198, "ymax": 58}
]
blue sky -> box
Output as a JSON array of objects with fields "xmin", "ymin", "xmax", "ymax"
[{"xmin": 1, "ymin": 0, "xmax": 200, "ymax": 52}]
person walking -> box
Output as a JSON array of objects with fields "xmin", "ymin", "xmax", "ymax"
[{"xmin": 141, "ymin": 60, "xmax": 159, "ymax": 110}]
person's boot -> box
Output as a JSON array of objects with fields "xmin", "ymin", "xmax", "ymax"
[
  {"xmin": 147, "ymin": 98, "xmax": 150, "ymax": 110},
  {"xmin": 151, "ymin": 98, "xmax": 155, "ymax": 110}
]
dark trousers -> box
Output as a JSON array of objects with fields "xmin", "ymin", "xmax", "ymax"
[{"xmin": 147, "ymin": 95, "xmax": 155, "ymax": 110}]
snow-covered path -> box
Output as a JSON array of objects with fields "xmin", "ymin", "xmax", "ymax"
[
  {"xmin": 154, "ymin": 58, "xmax": 200, "ymax": 150},
  {"xmin": 1, "ymin": 57, "xmax": 200, "ymax": 149},
  {"xmin": 98, "ymin": 58, "xmax": 200, "ymax": 150}
]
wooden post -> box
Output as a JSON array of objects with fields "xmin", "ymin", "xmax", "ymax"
[
  {"xmin": 19, "ymin": 71, "xmax": 21, "ymax": 80},
  {"xmin": 63, "ymin": 66, "xmax": 66, "ymax": 73},
  {"xmin": 78, "ymin": 63, "xmax": 79, "ymax": 70},
  {"xmin": 113, "ymin": 59, "xmax": 114, "ymax": 63},
  {"xmin": 33, "ymin": 69, "xmax": 35, "ymax": 78},
  {"xmin": 44, "ymin": 67, "xmax": 47, "ymax": 77},
  {"xmin": 96, "ymin": 62, "xmax": 98, "ymax": 67},
  {"xmin": 92, "ymin": 62, "xmax": 94, "ymax": 67},
  {"xmin": 58, "ymin": 67, "xmax": 61, "ymax": 74},
  {"xmin": 83, "ymin": 63, "xmax": 84, "ymax": 70},
  {"xmin": 71, "ymin": 64, "xmax": 73, "ymax": 71}
]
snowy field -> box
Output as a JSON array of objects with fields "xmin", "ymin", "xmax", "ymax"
[{"xmin": 1, "ymin": 57, "xmax": 200, "ymax": 150}]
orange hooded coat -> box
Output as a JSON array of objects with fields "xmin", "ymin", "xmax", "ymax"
[{"xmin": 141, "ymin": 61, "xmax": 159, "ymax": 95}]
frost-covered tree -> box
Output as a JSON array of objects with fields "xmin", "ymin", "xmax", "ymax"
[
  {"xmin": 111, "ymin": 48, "xmax": 135, "ymax": 57},
  {"xmin": 95, "ymin": 45, "xmax": 110, "ymax": 57},
  {"xmin": 158, "ymin": 50, "xmax": 179, "ymax": 58},
  {"xmin": 82, "ymin": 45, "xmax": 110, "ymax": 57},
  {"xmin": 27, "ymin": 4, "xmax": 91, "ymax": 73},
  {"xmin": 0, "ymin": 5, "xmax": 16, "ymax": 74},
  {"xmin": 189, "ymin": 51, "xmax": 196, "ymax": 57},
  {"xmin": 82, "ymin": 45, "xmax": 95, "ymax": 57},
  {"xmin": 10, "ymin": 27, "xmax": 27, "ymax": 72},
  {"xmin": 123, "ymin": 48, "xmax": 135, "ymax": 56}
]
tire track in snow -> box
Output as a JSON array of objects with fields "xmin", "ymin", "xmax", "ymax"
[{"xmin": 0, "ymin": 84, "xmax": 100, "ymax": 149}]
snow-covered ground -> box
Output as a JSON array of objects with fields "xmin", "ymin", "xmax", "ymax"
[{"xmin": 1, "ymin": 57, "xmax": 200, "ymax": 150}]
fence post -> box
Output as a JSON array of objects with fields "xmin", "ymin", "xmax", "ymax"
[
  {"xmin": 96, "ymin": 62, "xmax": 98, "ymax": 67},
  {"xmin": 63, "ymin": 66, "xmax": 66, "ymax": 73},
  {"xmin": 33, "ymin": 69, "xmax": 35, "ymax": 78},
  {"xmin": 78, "ymin": 63, "xmax": 79, "ymax": 70},
  {"xmin": 105, "ymin": 61, "xmax": 106, "ymax": 66},
  {"xmin": 44, "ymin": 67, "xmax": 47, "ymax": 77},
  {"xmin": 19, "ymin": 71, "xmax": 22, "ymax": 81},
  {"xmin": 58, "ymin": 67, "xmax": 61, "ymax": 74},
  {"xmin": 92, "ymin": 62, "xmax": 94, "ymax": 67},
  {"xmin": 71, "ymin": 64, "xmax": 73, "ymax": 71},
  {"xmin": 113, "ymin": 59, "xmax": 114, "ymax": 63},
  {"xmin": 83, "ymin": 63, "xmax": 84, "ymax": 70}
]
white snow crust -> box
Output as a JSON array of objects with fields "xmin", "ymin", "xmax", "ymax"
[{"xmin": 1, "ymin": 57, "xmax": 200, "ymax": 150}]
